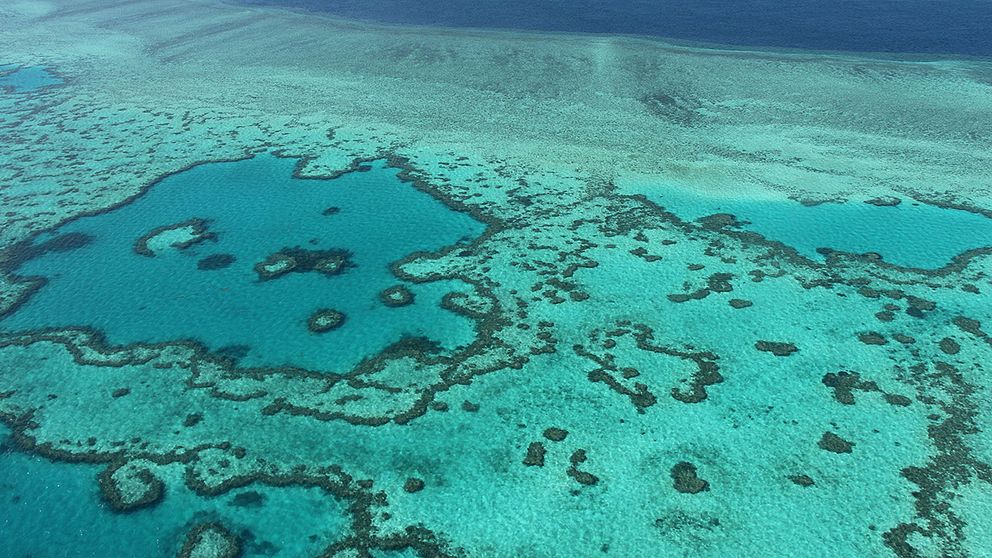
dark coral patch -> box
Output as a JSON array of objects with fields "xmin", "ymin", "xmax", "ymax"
[
  {"xmin": 523, "ymin": 442, "xmax": 546, "ymax": 467},
  {"xmin": 668, "ymin": 291, "xmax": 707, "ymax": 303},
  {"xmin": 672, "ymin": 360, "xmax": 722, "ymax": 404},
  {"xmin": 729, "ymin": 299, "xmax": 753, "ymax": 309},
  {"xmin": 755, "ymin": 341, "xmax": 798, "ymax": 356},
  {"xmin": 671, "ymin": 461, "xmax": 709, "ymax": 494},
  {"xmin": 822, "ymin": 371, "xmax": 878, "ymax": 405},
  {"xmin": 3, "ymin": 232, "xmax": 93, "ymax": 272},
  {"xmin": 403, "ymin": 477, "xmax": 426, "ymax": 493},
  {"xmin": 788, "ymin": 474, "xmax": 815, "ymax": 487},
  {"xmin": 884, "ymin": 394, "xmax": 912, "ymax": 407},
  {"xmin": 197, "ymin": 253, "xmax": 236, "ymax": 270},
  {"xmin": 892, "ymin": 333, "xmax": 915, "ymax": 345},
  {"xmin": 857, "ymin": 332, "xmax": 888, "ymax": 345},
  {"xmin": 864, "ymin": 196, "xmax": 901, "ymax": 207},
  {"xmin": 875, "ymin": 310, "xmax": 895, "ymax": 322},
  {"xmin": 568, "ymin": 469, "xmax": 599, "ymax": 486},
  {"xmin": 667, "ymin": 273, "xmax": 734, "ymax": 303},
  {"xmin": 938, "ymin": 338, "xmax": 960, "ymax": 355},
  {"xmin": 952, "ymin": 316, "xmax": 982, "ymax": 335},
  {"xmin": 574, "ymin": 323, "xmax": 722, "ymax": 408},
  {"xmin": 543, "ymin": 428, "xmax": 569, "ymax": 442},
  {"xmin": 906, "ymin": 296, "xmax": 936, "ymax": 314},
  {"xmin": 822, "ymin": 371, "xmax": 912, "ymax": 407},
  {"xmin": 229, "ymin": 490, "xmax": 266, "ymax": 508},
  {"xmin": 567, "ymin": 449, "xmax": 599, "ymax": 486},
  {"xmin": 215, "ymin": 344, "xmax": 251, "ymax": 362},
  {"xmin": 697, "ymin": 213, "xmax": 742, "ymax": 229},
  {"xmin": 590, "ymin": 368, "xmax": 658, "ymax": 410},
  {"xmin": 818, "ymin": 432, "xmax": 855, "ymax": 454}
]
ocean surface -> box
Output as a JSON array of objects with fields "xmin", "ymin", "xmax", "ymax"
[
  {"xmin": 2, "ymin": 1, "xmax": 992, "ymax": 557},
  {"xmin": 238, "ymin": 0, "xmax": 992, "ymax": 56}
]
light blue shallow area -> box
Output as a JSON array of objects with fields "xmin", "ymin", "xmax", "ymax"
[
  {"xmin": 0, "ymin": 65, "xmax": 62, "ymax": 92},
  {"xmin": 0, "ymin": 427, "xmax": 349, "ymax": 557},
  {"xmin": 629, "ymin": 185, "xmax": 992, "ymax": 269},
  {"xmin": 2, "ymin": 154, "xmax": 485, "ymax": 370}
]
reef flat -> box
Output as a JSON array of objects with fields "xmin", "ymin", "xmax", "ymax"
[{"xmin": 0, "ymin": 1, "xmax": 991, "ymax": 557}]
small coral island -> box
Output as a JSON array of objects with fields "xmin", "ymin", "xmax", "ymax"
[
  {"xmin": 379, "ymin": 285, "xmax": 415, "ymax": 307},
  {"xmin": 307, "ymin": 308, "xmax": 346, "ymax": 333},
  {"xmin": 254, "ymin": 246, "xmax": 354, "ymax": 281},
  {"xmin": 133, "ymin": 218, "xmax": 215, "ymax": 257}
]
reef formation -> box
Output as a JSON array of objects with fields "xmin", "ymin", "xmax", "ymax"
[{"xmin": 0, "ymin": 1, "xmax": 991, "ymax": 557}]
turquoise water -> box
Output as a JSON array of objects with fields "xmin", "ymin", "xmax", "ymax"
[
  {"xmin": 0, "ymin": 65, "xmax": 62, "ymax": 92},
  {"xmin": 2, "ymin": 155, "xmax": 484, "ymax": 370},
  {"xmin": 2, "ymin": 150, "xmax": 990, "ymax": 558},
  {"xmin": 3, "ymin": 2, "xmax": 992, "ymax": 556},
  {"xmin": 627, "ymin": 184, "xmax": 992, "ymax": 269},
  {"xmin": 0, "ymin": 426, "xmax": 349, "ymax": 557}
]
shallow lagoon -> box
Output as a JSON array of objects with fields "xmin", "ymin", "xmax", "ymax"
[
  {"xmin": 624, "ymin": 182, "xmax": 992, "ymax": 269},
  {"xmin": 0, "ymin": 65, "xmax": 62, "ymax": 93},
  {"xmin": 1, "ymin": 154, "xmax": 485, "ymax": 370},
  {"xmin": 0, "ymin": 427, "xmax": 349, "ymax": 558}
]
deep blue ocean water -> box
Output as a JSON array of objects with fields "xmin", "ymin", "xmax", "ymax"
[{"xmin": 237, "ymin": 0, "xmax": 992, "ymax": 57}]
